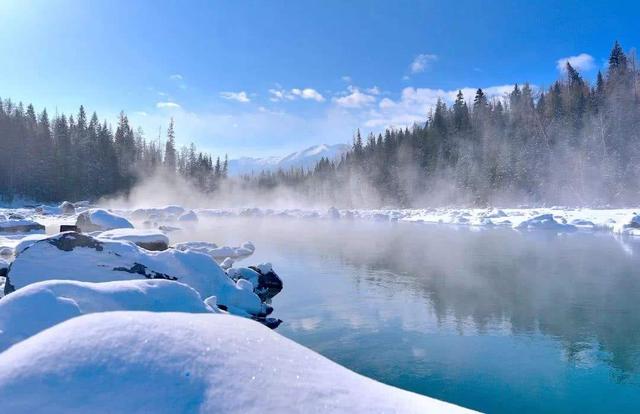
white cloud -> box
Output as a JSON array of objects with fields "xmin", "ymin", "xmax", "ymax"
[
  {"xmin": 410, "ymin": 54, "xmax": 438, "ymax": 74},
  {"xmin": 156, "ymin": 102, "xmax": 181, "ymax": 109},
  {"xmin": 291, "ymin": 88, "xmax": 325, "ymax": 102},
  {"xmin": 169, "ymin": 74, "xmax": 183, "ymax": 81},
  {"xmin": 269, "ymin": 87, "xmax": 324, "ymax": 102},
  {"xmin": 556, "ymin": 53, "xmax": 595, "ymax": 73},
  {"xmin": 365, "ymin": 84, "xmax": 517, "ymax": 128},
  {"xmin": 333, "ymin": 86, "xmax": 377, "ymax": 108},
  {"xmin": 365, "ymin": 86, "xmax": 381, "ymax": 95},
  {"xmin": 220, "ymin": 91, "xmax": 251, "ymax": 103},
  {"xmin": 341, "ymin": 75, "xmax": 352, "ymax": 83}
]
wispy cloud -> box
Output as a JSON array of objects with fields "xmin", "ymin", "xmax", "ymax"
[
  {"xmin": 341, "ymin": 75, "xmax": 352, "ymax": 83},
  {"xmin": 220, "ymin": 91, "xmax": 251, "ymax": 103},
  {"xmin": 409, "ymin": 53, "xmax": 438, "ymax": 74},
  {"xmin": 556, "ymin": 53, "xmax": 595, "ymax": 72},
  {"xmin": 269, "ymin": 87, "xmax": 324, "ymax": 102},
  {"xmin": 156, "ymin": 101, "xmax": 181, "ymax": 109},
  {"xmin": 169, "ymin": 74, "xmax": 183, "ymax": 81}
]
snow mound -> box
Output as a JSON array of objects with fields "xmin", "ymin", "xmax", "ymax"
[
  {"xmin": 97, "ymin": 228, "xmax": 169, "ymax": 251},
  {"xmin": 0, "ymin": 312, "xmax": 472, "ymax": 414},
  {"xmin": 0, "ymin": 279, "xmax": 214, "ymax": 352},
  {"xmin": 175, "ymin": 240, "xmax": 256, "ymax": 260},
  {"xmin": 5, "ymin": 232, "xmax": 267, "ymax": 317},
  {"xmin": 515, "ymin": 214, "xmax": 577, "ymax": 232},
  {"xmin": 76, "ymin": 209, "xmax": 134, "ymax": 232},
  {"xmin": 0, "ymin": 218, "xmax": 45, "ymax": 234}
]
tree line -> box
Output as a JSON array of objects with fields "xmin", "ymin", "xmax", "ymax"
[
  {"xmin": 0, "ymin": 105, "xmax": 227, "ymax": 202},
  {"xmin": 243, "ymin": 41, "xmax": 640, "ymax": 207}
]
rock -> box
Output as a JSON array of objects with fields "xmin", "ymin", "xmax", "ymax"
[
  {"xmin": 516, "ymin": 214, "xmax": 577, "ymax": 232},
  {"xmin": 0, "ymin": 258, "xmax": 8, "ymax": 277},
  {"xmin": 60, "ymin": 224, "xmax": 79, "ymax": 232},
  {"xmin": 158, "ymin": 225, "xmax": 181, "ymax": 232},
  {"xmin": 327, "ymin": 206, "xmax": 341, "ymax": 219},
  {"xmin": 177, "ymin": 210, "xmax": 198, "ymax": 222},
  {"xmin": 97, "ymin": 228, "xmax": 170, "ymax": 251},
  {"xmin": 59, "ymin": 201, "xmax": 76, "ymax": 215},
  {"xmin": 76, "ymin": 209, "xmax": 134, "ymax": 232},
  {"xmin": 228, "ymin": 262, "xmax": 283, "ymax": 302},
  {"xmin": 0, "ymin": 219, "xmax": 45, "ymax": 234},
  {"xmin": 0, "ymin": 246, "xmax": 13, "ymax": 257}
]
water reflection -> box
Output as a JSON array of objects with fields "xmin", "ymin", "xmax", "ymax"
[{"xmin": 173, "ymin": 218, "xmax": 640, "ymax": 412}]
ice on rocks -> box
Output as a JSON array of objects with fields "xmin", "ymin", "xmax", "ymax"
[
  {"xmin": 0, "ymin": 279, "xmax": 215, "ymax": 352},
  {"xmin": 76, "ymin": 209, "xmax": 134, "ymax": 232},
  {"xmin": 0, "ymin": 312, "xmax": 472, "ymax": 414}
]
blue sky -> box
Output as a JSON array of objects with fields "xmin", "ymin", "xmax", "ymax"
[{"xmin": 1, "ymin": 0, "xmax": 639, "ymax": 157}]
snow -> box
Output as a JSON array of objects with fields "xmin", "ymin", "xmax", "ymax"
[
  {"xmin": 0, "ymin": 311, "xmax": 473, "ymax": 413},
  {"xmin": 174, "ymin": 240, "xmax": 256, "ymax": 260},
  {"xmin": 227, "ymin": 143, "xmax": 349, "ymax": 175},
  {"xmin": 188, "ymin": 206, "xmax": 640, "ymax": 236},
  {"xmin": 76, "ymin": 208, "xmax": 134, "ymax": 231},
  {"xmin": 0, "ymin": 279, "xmax": 215, "ymax": 352},
  {"xmin": 97, "ymin": 228, "xmax": 169, "ymax": 250},
  {"xmin": 6, "ymin": 232, "xmax": 266, "ymax": 317}
]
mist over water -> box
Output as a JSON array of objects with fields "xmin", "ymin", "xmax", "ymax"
[{"xmin": 164, "ymin": 216, "xmax": 640, "ymax": 413}]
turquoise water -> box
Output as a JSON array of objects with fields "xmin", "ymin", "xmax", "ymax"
[{"xmin": 178, "ymin": 218, "xmax": 640, "ymax": 413}]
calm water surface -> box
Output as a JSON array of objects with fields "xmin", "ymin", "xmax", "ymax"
[{"xmin": 173, "ymin": 218, "xmax": 640, "ymax": 413}]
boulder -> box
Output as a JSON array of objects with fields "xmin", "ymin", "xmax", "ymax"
[
  {"xmin": 75, "ymin": 209, "xmax": 134, "ymax": 232},
  {"xmin": 174, "ymin": 241, "xmax": 256, "ymax": 260},
  {"xmin": 0, "ymin": 219, "xmax": 45, "ymax": 234},
  {"xmin": 177, "ymin": 210, "xmax": 199, "ymax": 222},
  {"xmin": 59, "ymin": 201, "xmax": 76, "ymax": 215},
  {"xmin": 227, "ymin": 262, "xmax": 283, "ymax": 302}
]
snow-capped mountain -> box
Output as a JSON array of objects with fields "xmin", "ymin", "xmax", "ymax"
[{"xmin": 228, "ymin": 144, "xmax": 350, "ymax": 175}]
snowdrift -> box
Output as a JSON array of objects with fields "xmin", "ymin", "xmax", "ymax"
[
  {"xmin": 0, "ymin": 279, "xmax": 215, "ymax": 352},
  {"xmin": 0, "ymin": 312, "xmax": 473, "ymax": 413}
]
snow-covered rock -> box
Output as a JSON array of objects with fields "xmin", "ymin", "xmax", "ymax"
[
  {"xmin": 515, "ymin": 214, "xmax": 577, "ymax": 232},
  {"xmin": 177, "ymin": 210, "xmax": 198, "ymax": 222},
  {"xmin": 0, "ymin": 246, "xmax": 13, "ymax": 257},
  {"xmin": 174, "ymin": 240, "xmax": 256, "ymax": 260},
  {"xmin": 59, "ymin": 201, "xmax": 76, "ymax": 215},
  {"xmin": 14, "ymin": 234, "xmax": 50, "ymax": 255},
  {"xmin": 76, "ymin": 209, "xmax": 134, "ymax": 232},
  {"xmin": 0, "ymin": 312, "xmax": 472, "ymax": 414},
  {"xmin": 227, "ymin": 262, "xmax": 283, "ymax": 302},
  {"xmin": 97, "ymin": 228, "xmax": 169, "ymax": 251},
  {"xmin": 327, "ymin": 206, "xmax": 340, "ymax": 219},
  {"xmin": 0, "ymin": 218, "xmax": 44, "ymax": 234},
  {"xmin": 0, "ymin": 279, "xmax": 215, "ymax": 352},
  {"xmin": 5, "ymin": 232, "xmax": 268, "ymax": 318}
]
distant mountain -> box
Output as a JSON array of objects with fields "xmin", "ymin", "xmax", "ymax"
[{"xmin": 228, "ymin": 144, "xmax": 350, "ymax": 175}]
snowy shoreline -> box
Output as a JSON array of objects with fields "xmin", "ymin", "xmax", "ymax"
[{"xmin": 0, "ymin": 204, "xmax": 478, "ymax": 412}]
